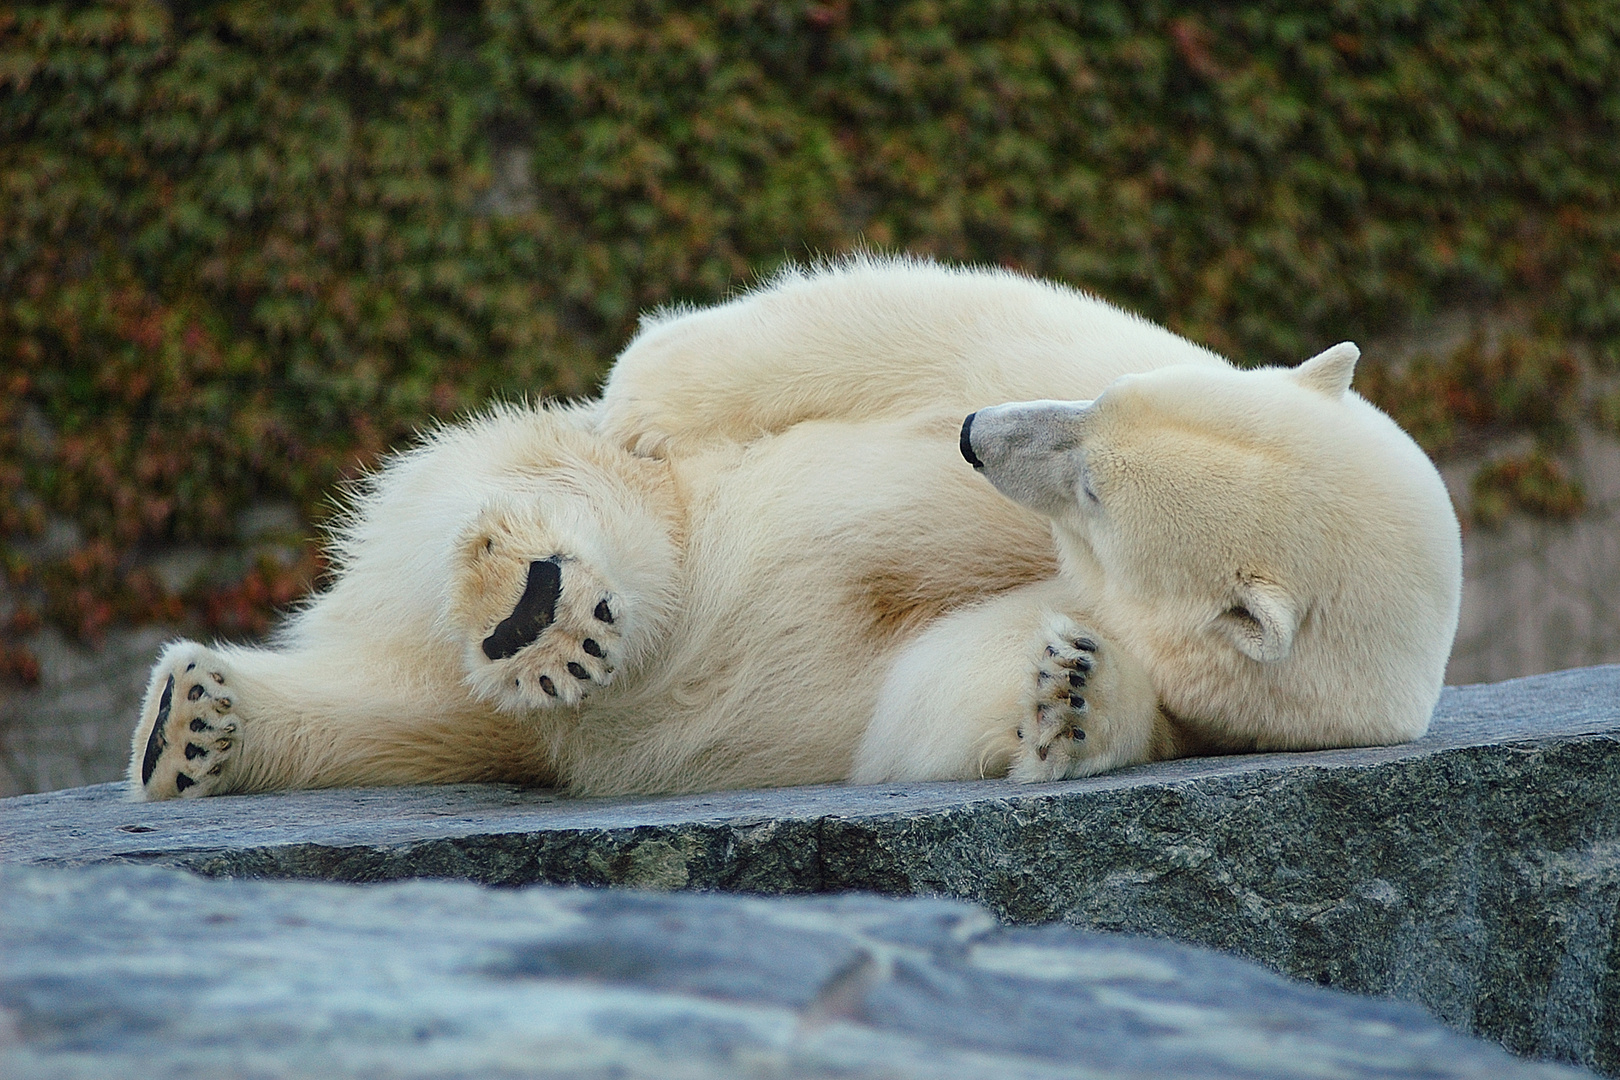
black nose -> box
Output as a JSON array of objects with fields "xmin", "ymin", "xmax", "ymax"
[{"xmin": 960, "ymin": 413, "xmax": 984, "ymax": 469}]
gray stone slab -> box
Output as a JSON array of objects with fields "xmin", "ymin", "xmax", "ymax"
[
  {"xmin": 0, "ymin": 864, "xmax": 1595, "ymax": 1079},
  {"xmin": 4, "ymin": 665, "xmax": 1620, "ymax": 1074}
]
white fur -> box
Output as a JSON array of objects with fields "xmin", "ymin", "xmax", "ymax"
[
  {"xmin": 599, "ymin": 256, "xmax": 1229, "ymax": 456},
  {"xmin": 128, "ymin": 257, "xmax": 1461, "ymax": 800},
  {"xmin": 960, "ymin": 355, "xmax": 1462, "ymax": 753}
]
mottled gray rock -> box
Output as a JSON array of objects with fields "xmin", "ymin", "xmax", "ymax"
[
  {"xmin": 0, "ymin": 864, "xmax": 1595, "ymax": 1079},
  {"xmin": 4, "ymin": 665, "xmax": 1619, "ymax": 1074}
]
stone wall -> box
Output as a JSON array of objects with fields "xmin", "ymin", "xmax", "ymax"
[{"xmin": 1442, "ymin": 427, "xmax": 1620, "ymax": 685}]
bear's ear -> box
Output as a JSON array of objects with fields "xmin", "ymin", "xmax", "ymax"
[
  {"xmin": 1217, "ymin": 576, "xmax": 1299, "ymax": 663},
  {"xmin": 1293, "ymin": 342, "xmax": 1359, "ymax": 399}
]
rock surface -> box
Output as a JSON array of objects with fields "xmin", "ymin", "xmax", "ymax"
[
  {"xmin": 4, "ymin": 665, "xmax": 1619, "ymax": 1074},
  {"xmin": 0, "ymin": 864, "xmax": 1595, "ymax": 1079}
]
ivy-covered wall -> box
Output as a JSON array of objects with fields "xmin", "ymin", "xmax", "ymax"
[{"xmin": 3, "ymin": 1, "xmax": 1618, "ymax": 679}]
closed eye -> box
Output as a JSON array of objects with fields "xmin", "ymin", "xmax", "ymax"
[{"xmin": 1080, "ymin": 466, "xmax": 1101, "ymax": 504}]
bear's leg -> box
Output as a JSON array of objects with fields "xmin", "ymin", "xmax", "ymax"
[
  {"xmin": 447, "ymin": 495, "xmax": 659, "ymax": 713},
  {"xmin": 130, "ymin": 637, "xmax": 550, "ymax": 800},
  {"xmin": 852, "ymin": 580, "xmax": 1167, "ymax": 783}
]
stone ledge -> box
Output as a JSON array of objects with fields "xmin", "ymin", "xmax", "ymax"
[
  {"xmin": 0, "ymin": 864, "xmax": 1595, "ymax": 1079},
  {"xmin": 3, "ymin": 665, "xmax": 1619, "ymax": 1074}
]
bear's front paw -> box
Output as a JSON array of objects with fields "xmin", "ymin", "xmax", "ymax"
[
  {"xmin": 1010, "ymin": 617, "xmax": 1100, "ymax": 782},
  {"xmin": 1007, "ymin": 614, "xmax": 1159, "ymax": 781},
  {"xmin": 130, "ymin": 643, "xmax": 241, "ymax": 800},
  {"xmin": 454, "ymin": 528, "xmax": 626, "ymax": 710}
]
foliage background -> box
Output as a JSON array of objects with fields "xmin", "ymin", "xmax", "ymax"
[{"xmin": 3, "ymin": 0, "xmax": 1618, "ymax": 680}]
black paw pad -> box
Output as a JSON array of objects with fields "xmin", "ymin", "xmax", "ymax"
[
  {"xmin": 482, "ymin": 558, "xmax": 563, "ymax": 660},
  {"xmin": 190, "ymin": 717, "xmax": 211, "ymax": 733},
  {"xmin": 174, "ymin": 773, "xmax": 196, "ymax": 793},
  {"xmin": 1068, "ymin": 693, "xmax": 1087, "ymax": 710},
  {"xmin": 141, "ymin": 675, "xmax": 175, "ymax": 786},
  {"xmin": 567, "ymin": 662, "xmax": 590, "ymax": 680},
  {"xmin": 185, "ymin": 742, "xmax": 207, "ymax": 760},
  {"xmin": 187, "ymin": 682, "xmax": 205, "ymax": 702},
  {"xmin": 539, "ymin": 675, "xmax": 557, "ymax": 697},
  {"xmin": 582, "ymin": 638, "xmax": 603, "ymax": 657},
  {"xmin": 594, "ymin": 599, "xmax": 614, "ymax": 624},
  {"xmin": 1068, "ymin": 671, "xmax": 1088, "ymax": 688}
]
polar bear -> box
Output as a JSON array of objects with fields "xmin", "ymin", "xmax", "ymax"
[
  {"xmin": 130, "ymin": 257, "xmax": 1461, "ymax": 800},
  {"xmin": 599, "ymin": 257, "xmax": 1463, "ymax": 780}
]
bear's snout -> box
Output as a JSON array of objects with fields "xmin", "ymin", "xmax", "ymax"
[{"xmin": 960, "ymin": 413, "xmax": 984, "ymax": 469}]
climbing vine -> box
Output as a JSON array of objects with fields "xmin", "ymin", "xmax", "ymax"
[{"xmin": 3, "ymin": 0, "xmax": 1618, "ymax": 680}]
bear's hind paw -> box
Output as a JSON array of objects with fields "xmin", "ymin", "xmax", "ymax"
[
  {"xmin": 457, "ymin": 550, "xmax": 626, "ymax": 711},
  {"xmin": 132, "ymin": 645, "xmax": 241, "ymax": 800}
]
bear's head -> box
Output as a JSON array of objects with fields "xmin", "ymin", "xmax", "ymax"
[{"xmin": 960, "ymin": 343, "xmax": 1462, "ymax": 751}]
